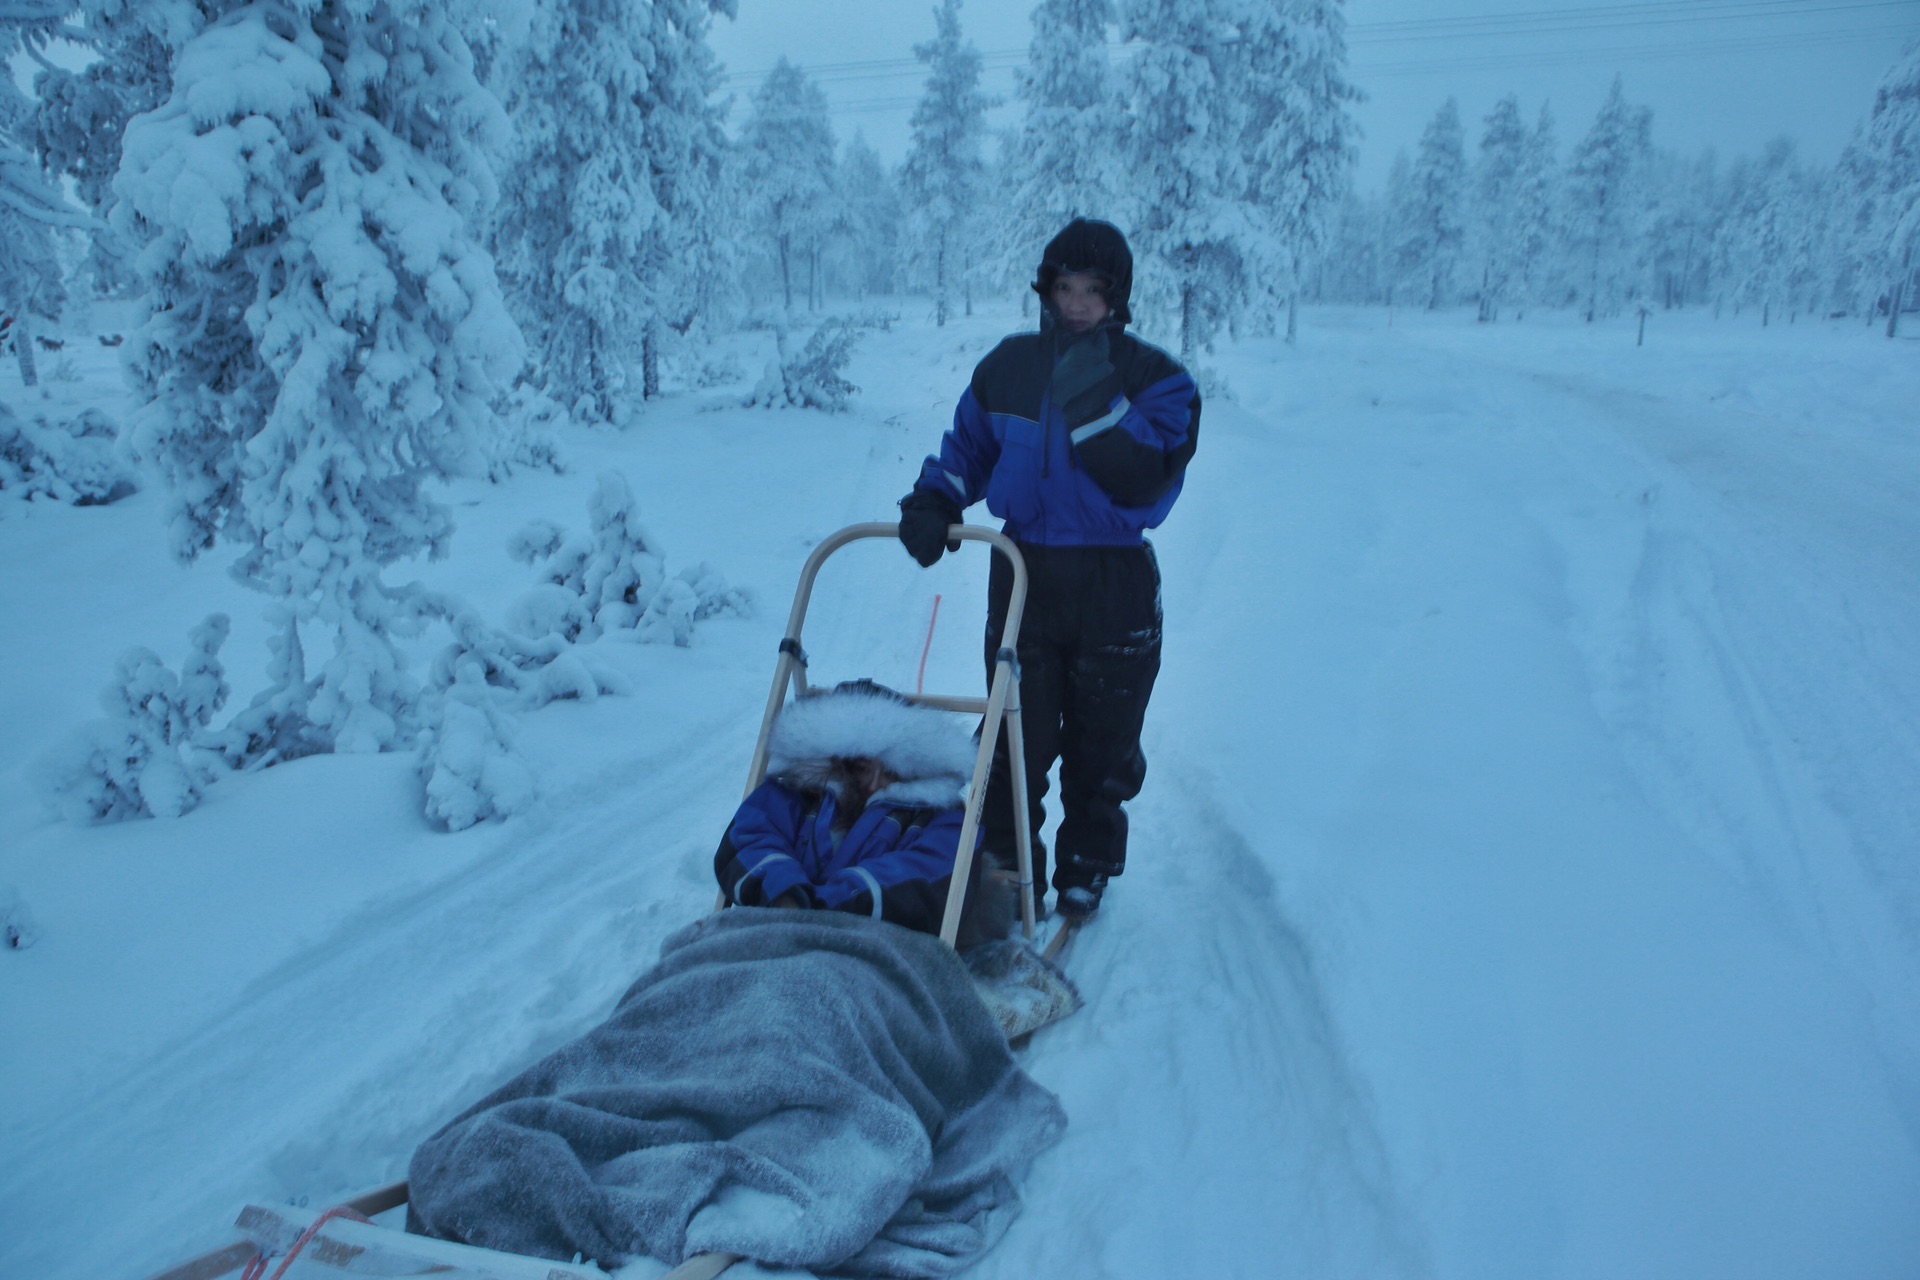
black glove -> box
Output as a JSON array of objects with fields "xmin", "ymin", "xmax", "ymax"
[{"xmin": 898, "ymin": 491, "xmax": 962, "ymax": 567}]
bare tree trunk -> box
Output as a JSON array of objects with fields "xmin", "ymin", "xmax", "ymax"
[
  {"xmin": 934, "ymin": 239, "xmax": 949, "ymax": 328},
  {"xmin": 1285, "ymin": 294, "xmax": 1298, "ymax": 345},
  {"xmin": 14, "ymin": 316, "xmax": 39, "ymax": 388},
  {"xmin": 779, "ymin": 236, "xmax": 793, "ymax": 312},
  {"xmin": 1180, "ymin": 285, "xmax": 1195, "ymax": 360},
  {"xmin": 1888, "ymin": 243, "xmax": 1911, "ymax": 339},
  {"xmin": 642, "ymin": 320, "xmax": 660, "ymax": 400}
]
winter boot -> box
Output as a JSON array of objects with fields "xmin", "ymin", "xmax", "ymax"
[{"xmin": 1054, "ymin": 873, "xmax": 1108, "ymax": 921}]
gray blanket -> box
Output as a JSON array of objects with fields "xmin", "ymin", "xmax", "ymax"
[{"xmin": 406, "ymin": 910, "xmax": 1066, "ymax": 1277}]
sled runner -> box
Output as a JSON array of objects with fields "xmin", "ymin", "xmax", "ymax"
[{"xmin": 143, "ymin": 523, "xmax": 1079, "ymax": 1280}]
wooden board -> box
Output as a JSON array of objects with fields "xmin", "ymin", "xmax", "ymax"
[{"xmin": 233, "ymin": 1202, "xmax": 609, "ymax": 1280}]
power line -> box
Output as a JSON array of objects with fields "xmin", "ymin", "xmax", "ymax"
[
  {"xmin": 732, "ymin": 22, "xmax": 1914, "ymax": 121},
  {"xmin": 716, "ymin": 0, "xmax": 1915, "ymax": 90},
  {"xmin": 1356, "ymin": 22, "xmax": 1917, "ymax": 76}
]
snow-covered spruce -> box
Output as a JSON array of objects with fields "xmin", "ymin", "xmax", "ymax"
[
  {"xmin": 418, "ymin": 610, "xmax": 629, "ymax": 836},
  {"xmin": 39, "ymin": 614, "xmax": 231, "ymax": 824},
  {"xmin": 1401, "ymin": 98, "xmax": 1468, "ymax": 310},
  {"xmin": 1564, "ymin": 76, "xmax": 1653, "ymax": 322},
  {"xmin": 114, "ymin": 0, "xmax": 524, "ymax": 763},
  {"xmin": 0, "ymin": 135, "xmax": 93, "ymax": 390},
  {"xmin": 899, "ymin": 0, "xmax": 995, "ymax": 327},
  {"xmin": 0, "ymin": 406, "xmax": 136, "ymax": 506},
  {"xmin": 509, "ymin": 471, "xmax": 751, "ymax": 648},
  {"xmin": 832, "ymin": 133, "xmax": 904, "ymax": 300},
  {"xmin": 27, "ymin": 4, "xmax": 175, "ymax": 298},
  {"xmin": 491, "ymin": 0, "xmax": 734, "ymax": 416},
  {"xmin": 1115, "ymin": 0, "xmax": 1254, "ymax": 358},
  {"xmin": 1237, "ymin": 0, "xmax": 1361, "ymax": 341},
  {"xmin": 744, "ymin": 319, "xmax": 864, "ymax": 413},
  {"xmin": 416, "ymin": 656, "xmax": 538, "ymax": 833},
  {"xmin": 413, "ymin": 610, "xmax": 628, "ymax": 833},
  {"xmin": 1836, "ymin": 45, "xmax": 1920, "ymax": 333},
  {"xmin": 1470, "ymin": 95, "xmax": 1527, "ymax": 323},
  {"xmin": 739, "ymin": 58, "xmax": 838, "ymax": 315},
  {"xmin": 998, "ymin": 0, "xmax": 1117, "ymax": 303}
]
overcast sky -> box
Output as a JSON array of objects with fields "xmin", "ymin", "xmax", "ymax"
[{"xmin": 707, "ymin": 0, "xmax": 1920, "ymax": 192}]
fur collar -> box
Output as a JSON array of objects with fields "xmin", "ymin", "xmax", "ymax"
[{"xmin": 768, "ymin": 686, "xmax": 978, "ymax": 807}]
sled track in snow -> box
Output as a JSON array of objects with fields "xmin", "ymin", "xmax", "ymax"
[
  {"xmin": 0, "ymin": 697, "xmax": 757, "ymax": 1280},
  {"xmin": 986, "ymin": 761, "xmax": 1430, "ymax": 1280}
]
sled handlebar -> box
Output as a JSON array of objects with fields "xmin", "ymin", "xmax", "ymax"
[{"xmin": 731, "ymin": 523, "xmax": 1037, "ymax": 945}]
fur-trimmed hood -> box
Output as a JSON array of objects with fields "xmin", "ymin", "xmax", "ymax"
[{"xmin": 768, "ymin": 682, "xmax": 978, "ymax": 809}]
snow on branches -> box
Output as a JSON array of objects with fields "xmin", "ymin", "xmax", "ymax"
[
  {"xmin": 40, "ymin": 614, "xmax": 232, "ymax": 824},
  {"xmin": 491, "ymin": 0, "xmax": 735, "ymax": 417},
  {"xmin": 900, "ymin": 0, "xmax": 996, "ymax": 327},
  {"xmin": 743, "ymin": 318, "xmax": 865, "ymax": 413},
  {"xmin": 508, "ymin": 470, "xmax": 751, "ymax": 648},
  {"xmin": 0, "ymin": 404, "xmax": 137, "ymax": 505},
  {"xmin": 114, "ymin": 0, "xmax": 525, "ymax": 761}
]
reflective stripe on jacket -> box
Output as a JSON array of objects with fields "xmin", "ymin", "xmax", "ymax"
[{"xmin": 915, "ymin": 324, "xmax": 1199, "ymax": 546}]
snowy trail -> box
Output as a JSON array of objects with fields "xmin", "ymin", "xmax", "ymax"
[
  {"xmin": 5, "ymin": 306, "xmax": 1918, "ymax": 1280},
  {"xmin": 1, "ymin": 662, "xmax": 764, "ymax": 1278}
]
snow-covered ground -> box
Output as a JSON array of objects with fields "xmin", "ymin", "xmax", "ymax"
[{"xmin": 3, "ymin": 303, "xmax": 1917, "ymax": 1280}]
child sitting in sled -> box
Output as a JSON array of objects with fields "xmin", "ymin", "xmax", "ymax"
[{"xmin": 715, "ymin": 678, "xmax": 1014, "ymax": 946}]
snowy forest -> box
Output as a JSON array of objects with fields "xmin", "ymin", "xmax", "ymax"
[
  {"xmin": 0, "ymin": 0, "xmax": 1915, "ymax": 829},
  {"xmin": 6, "ymin": 4, "xmax": 1920, "ymax": 1279},
  {"xmin": 3, "ymin": 0, "xmax": 1917, "ymax": 829}
]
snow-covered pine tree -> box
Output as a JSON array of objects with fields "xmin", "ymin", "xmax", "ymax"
[
  {"xmin": 1709, "ymin": 151, "xmax": 1758, "ymax": 317},
  {"xmin": 491, "ymin": 0, "xmax": 733, "ymax": 418},
  {"xmin": 1406, "ymin": 97, "xmax": 1467, "ymax": 310},
  {"xmin": 1002, "ymin": 0, "xmax": 1117, "ymax": 298},
  {"xmin": 1470, "ymin": 94, "xmax": 1525, "ymax": 322},
  {"xmin": 1, "ymin": 404, "xmax": 135, "ymax": 504},
  {"xmin": 1841, "ymin": 43, "xmax": 1920, "ymax": 337},
  {"xmin": 1320, "ymin": 186, "xmax": 1381, "ymax": 302},
  {"xmin": 1739, "ymin": 137, "xmax": 1809, "ymax": 325},
  {"xmin": 1381, "ymin": 149, "xmax": 1420, "ymax": 309},
  {"xmin": 1239, "ymin": 0, "xmax": 1361, "ymax": 343},
  {"xmin": 115, "ymin": 0, "xmax": 525, "ymax": 761},
  {"xmin": 1565, "ymin": 75, "xmax": 1652, "ymax": 322},
  {"xmin": 1643, "ymin": 147, "xmax": 1716, "ymax": 310},
  {"xmin": 738, "ymin": 57, "xmax": 838, "ymax": 314},
  {"xmin": 833, "ymin": 131, "xmax": 903, "ymax": 298},
  {"xmin": 628, "ymin": 0, "xmax": 737, "ymax": 396},
  {"xmin": 899, "ymin": 0, "xmax": 996, "ymax": 327},
  {"xmin": 1117, "ymin": 0, "xmax": 1256, "ymax": 357},
  {"xmin": 1509, "ymin": 102, "xmax": 1558, "ymax": 315},
  {"xmin": 40, "ymin": 614, "xmax": 230, "ymax": 824},
  {"xmin": 29, "ymin": 4, "xmax": 175, "ymax": 297},
  {"xmin": 0, "ymin": 0, "xmax": 94, "ymax": 389}
]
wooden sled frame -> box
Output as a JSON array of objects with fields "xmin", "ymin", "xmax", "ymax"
[
  {"xmin": 727, "ymin": 521, "xmax": 1039, "ymax": 945},
  {"xmin": 145, "ymin": 522, "xmax": 1052, "ymax": 1280}
]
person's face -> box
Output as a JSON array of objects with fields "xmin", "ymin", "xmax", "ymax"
[
  {"xmin": 836, "ymin": 757, "xmax": 899, "ymax": 806},
  {"xmin": 1050, "ymin": 271, "xmax": 1111, "ymax": 333}
]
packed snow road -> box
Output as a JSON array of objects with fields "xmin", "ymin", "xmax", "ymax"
[{"xmin": 2, "ymin": 305, "xmax": 1916, "ymax": 1280}]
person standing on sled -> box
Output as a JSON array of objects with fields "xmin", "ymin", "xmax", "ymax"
[{"xmin": 895, "ymin": 218, "xmax": 1199, "ymax": 922}]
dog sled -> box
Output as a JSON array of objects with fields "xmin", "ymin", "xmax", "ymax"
[{"xmin": 143, "ymin": 524, "xmax": 1084, "ymax": 1280}]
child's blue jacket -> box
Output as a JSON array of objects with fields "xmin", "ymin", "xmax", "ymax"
[{"xmin": 913, "ymin": 319, "xmax": 1200, "ymax": 546}]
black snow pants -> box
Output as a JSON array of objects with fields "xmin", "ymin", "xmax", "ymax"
[{"xmin": 982, "ymin": 541, "xmax": 1162, "ymax": 897}]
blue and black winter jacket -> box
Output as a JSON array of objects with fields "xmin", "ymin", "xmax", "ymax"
[
  {"xmin": 715, "ymin": 683, "xmax": 984, "ymax": 937},
  {"xmin": 913, "ymin": 317, "xmax": 1200, "ymax": 546}
]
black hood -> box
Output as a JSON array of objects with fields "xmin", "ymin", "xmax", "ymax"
[{"xmin": 1033, "ymin": 218, "xmax": 1133, "ymax": 328}]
